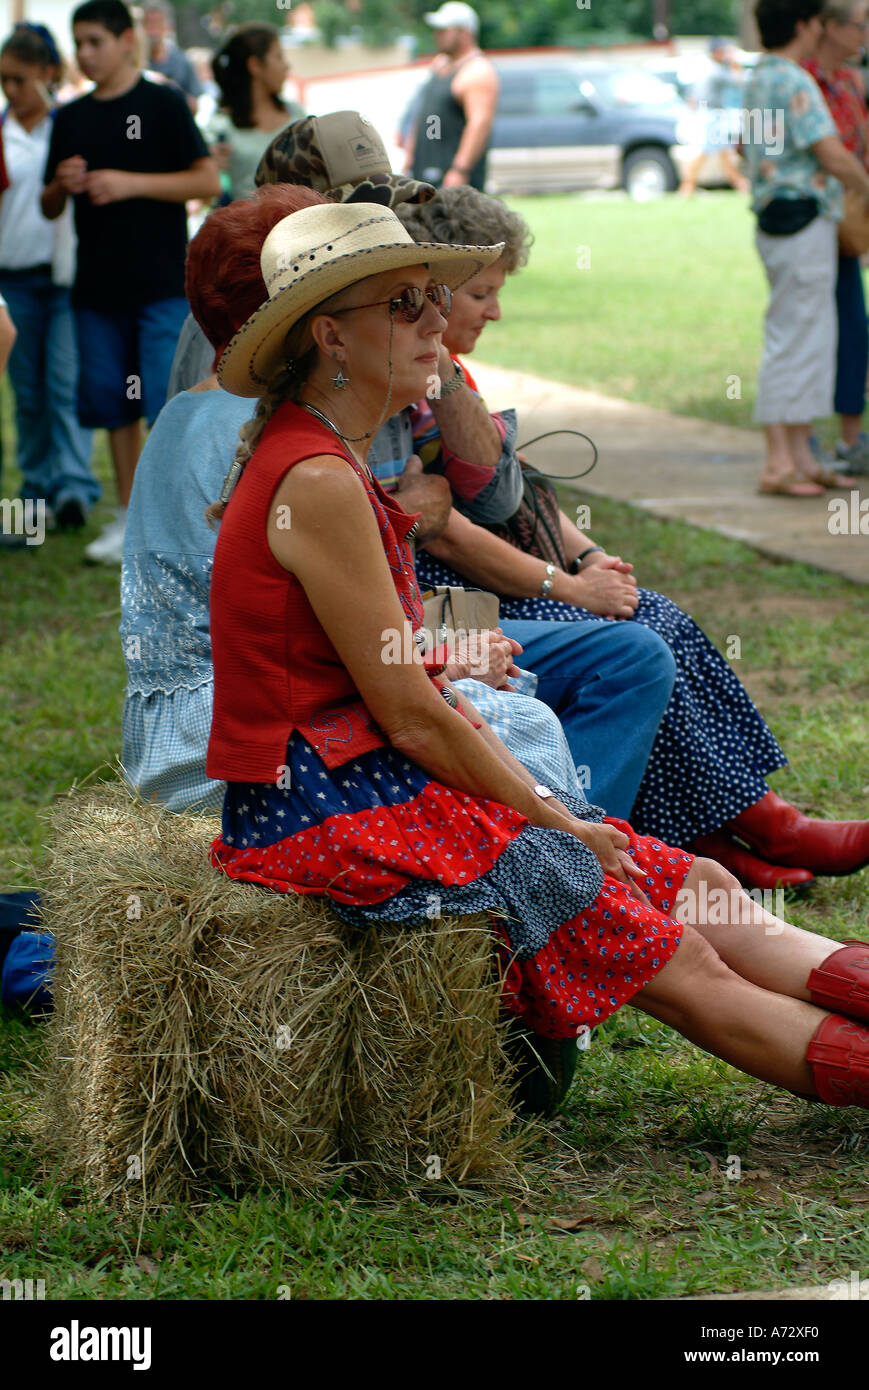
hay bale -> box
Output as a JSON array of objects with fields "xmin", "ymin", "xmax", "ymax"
[
  {"xmin": 343, "ymin": 921, "xmax": 525, "ymax": 1195},
  {"xmin": 37, "ymin": 782, "xmax": 527, "ymax": 1207},
  {"xmin": 41, "ymin": 790, "xmax": 353, "ymax": 1206}
]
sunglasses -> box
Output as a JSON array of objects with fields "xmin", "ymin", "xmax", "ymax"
[{"xmin": 330, "ymin": 283, "xmax": 452, "ymax": 324}]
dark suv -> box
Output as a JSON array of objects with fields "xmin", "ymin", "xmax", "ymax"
[{"xmin": 486, "ymin": 59, "xmax": 693, "ymax": 198}]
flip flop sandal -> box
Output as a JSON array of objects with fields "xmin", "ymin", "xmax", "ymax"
[
  {"xmin": 810, "ymin": 466, "xmax": 856, "ymax": 488},
  {"xmin": 757, "ymin": 472, "xmax": 825, "ymax": 497}
]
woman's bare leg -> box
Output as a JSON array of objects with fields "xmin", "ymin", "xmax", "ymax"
[
  {"xmin": 759, "ymin": 424, "xmax": 822, "ymax": 493},
  {"xmin": 674, "ymin": 855, "xmax": 837, "ymax": 999},
  {"xmin": 631, "ymin": 922, "xmax": 825, "ymax": 1095}
]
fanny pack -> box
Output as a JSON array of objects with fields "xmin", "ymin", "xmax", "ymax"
[{"xmin": 757, "ymin": 196, "xmax": 819, "ymax": 236}]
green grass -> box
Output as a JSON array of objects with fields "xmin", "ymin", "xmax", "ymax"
[
  {"xmin": 2, "ymin": 204, "xmax": 869, "ymax": 1299},
  {"xmin": 484, "ymin": 190, "xmax": 862, "ymax": 433},
  {"xmin": 0, "ymin": 412, "xmax": 124, "ymax": 890},
  {"xmin": 3, "ymin": 475, "xmax": 867, "ymax": 1299}
]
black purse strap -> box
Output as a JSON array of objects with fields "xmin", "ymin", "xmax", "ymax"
[
  {"xmin": 514, "ymin": 467, "xmax": 565, "ymax": 563},
  {"xmin": 516, "ymin": 428, "xmax": 599, "ymax": 482}
]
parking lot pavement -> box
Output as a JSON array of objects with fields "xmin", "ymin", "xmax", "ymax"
[{"xmin": 471, "ymin": 360, "xmax": 869, "ymax": 587}]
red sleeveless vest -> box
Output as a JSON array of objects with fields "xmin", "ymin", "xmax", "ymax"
[{"xmin": 206, "ymin": 402, "xmax": 426, "ymax": 783}]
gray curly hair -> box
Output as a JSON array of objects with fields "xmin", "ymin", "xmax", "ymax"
[
  {"xmin": 821, "ymin": 0, "xmax": 863, "ymax": 21},
  {"xmin": 396, "ymin": 186, "xmax": 533, "ymax": 273}
]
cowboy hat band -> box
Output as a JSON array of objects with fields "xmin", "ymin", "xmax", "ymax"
[
  {"xmin": 254, "ymin": 111, "xmax": 437, "ymax": 210},
  {"xmin": 217, "ymin": 201, "xmax": 503, "ymax": 398}
]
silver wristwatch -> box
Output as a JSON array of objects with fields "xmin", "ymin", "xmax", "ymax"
[{"xmin": 533, "ymin": 783, "xmax": 555, "ymax": 801}]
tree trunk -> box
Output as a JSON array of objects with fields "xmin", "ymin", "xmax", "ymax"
[
  {"xmin": 652, "ymin": 0, "xmax": 671, "ymax": 40},
  {"xmin": 740, "ymin": 0, "xmax": 760, "ymax": 51}
]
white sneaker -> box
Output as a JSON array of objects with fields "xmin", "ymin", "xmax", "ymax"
[{"xmin": 84, "ymin": 508, "xmax": 127, "ymax": 566}]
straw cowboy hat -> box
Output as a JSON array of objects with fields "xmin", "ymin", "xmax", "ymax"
[{"xmin": 217, "ymin": 201, "xmax": 503, "ymax": 398}]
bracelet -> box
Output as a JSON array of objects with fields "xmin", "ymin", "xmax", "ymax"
[
  {"xmin": 540, "ymin": 562, "xmax": 556, "ymax": 598},
  {"xmin": 437, "ymin": 360, "xmax": 465, "ymax": 398},
  {"xmin": 450, "ymin": 163, "xmax": 471, "ymax": 176},
  {"xmin": 573, "ymin": 545, "xmax": 604, "ymax": 571}
]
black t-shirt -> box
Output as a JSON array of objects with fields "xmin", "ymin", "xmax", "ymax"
[
  {"xmin": 44, "ymin": 75, "xmax": 208, "ymax": 310},
  {"xmin": 410, "ymin": 67, "xmax": 488, "ymax": 191}
]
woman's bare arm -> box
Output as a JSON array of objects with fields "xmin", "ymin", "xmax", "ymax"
[
  {"xmin": 423, "ymin": 507, "xmax": 639, "ymax": 617},
  {"xmin": 451, "ymin": 685, "xmax": 574, "ymax": 811},
  {"xmin": 450, "ymin": 683, "xmax": 647, "ymax": 893},
  {"xmin": 427, "ymin": 343, "xmax": 501, "ymax": 469}
]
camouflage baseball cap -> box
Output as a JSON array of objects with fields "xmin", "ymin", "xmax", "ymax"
[{"xmin": 254, "ymin": 110, "xmax": 436, "ymax": 209}]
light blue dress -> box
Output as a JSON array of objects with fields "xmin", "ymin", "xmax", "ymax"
[{"xmin": 121, "ymin": 389, "xmax": 252, "ymax": 812}]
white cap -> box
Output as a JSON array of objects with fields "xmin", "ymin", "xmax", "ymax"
[{"xmin": 424, "ymin": 2, "xmax": 479, "ymax": 33}]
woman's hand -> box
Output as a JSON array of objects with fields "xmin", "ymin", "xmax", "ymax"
[
  {"xmin": 562, "ymin": 819, "xmax": 651, "ymax": 905},
  {"xmin": 565, "ymin": 564, "xmax": 638, "ymax": 620},
  {"xmin": 583, "ymin": 549, "xmax": 635, "ymax": 578},
  {"xmin": 393, "ymin": 455, "xmax": 452, "ymax": 544},
  {"xmin": 443, "ymin": 627, "xmax": 523, "ymax": 689}
]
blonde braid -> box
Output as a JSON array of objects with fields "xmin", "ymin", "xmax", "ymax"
[
  {"xmin": 205, "ymin": 283, "xmax": 366, "ymax": 526},
  {"xmin": 205, "ymin": 362, "xmax": 295, "ymax": 527}
]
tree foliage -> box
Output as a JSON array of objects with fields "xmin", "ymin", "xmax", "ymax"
[{"xmin": 177, "ymin": 0, "xmax": 743, "ymax": 52}]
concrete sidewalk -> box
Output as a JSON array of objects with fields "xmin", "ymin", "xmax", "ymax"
[{"xmin": 471, "ymin": 361, "xmax": 869, "ymax": 587}]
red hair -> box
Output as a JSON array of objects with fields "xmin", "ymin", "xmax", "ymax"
[{"xmin": 185, "ymin": 184, "xmax": 329, "ymax": 369}]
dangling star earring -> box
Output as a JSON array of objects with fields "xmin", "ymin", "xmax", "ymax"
[{"xmin": 330, "ymin": 357, "xmax": 350, "ymax": 390}]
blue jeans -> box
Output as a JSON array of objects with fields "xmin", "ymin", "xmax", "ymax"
[
  {"xmin": 499, "ymin": 617, "xmax": 676, "ymax": 819},
  {"xmin": 75, "ymin": 298, "xmax": 190, "ymax": 430},
  {"xmin": 0, "ymin": 267, "xmax": 98, "ymax": 509},
  {"xmin": 834, "ymin": 252, "xmax": 868, "ymax": 419}
]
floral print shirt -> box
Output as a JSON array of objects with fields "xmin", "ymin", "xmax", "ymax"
[
  {"xmin": 743, "ymin": 53, "xmax": 840, "ymax": 220},
  {"xmin": 802, "ymin": 57, "xmax": 869, "ymax": 166}
]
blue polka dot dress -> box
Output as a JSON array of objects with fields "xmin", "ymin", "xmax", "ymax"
[{"xmin": 414, "ymin": 551, "xmax": 786, "ymax": 846}]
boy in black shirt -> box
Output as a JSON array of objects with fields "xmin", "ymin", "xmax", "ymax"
[{"xmin": 42, "ymin": 0, "xmax": 219, "ymax": 564}]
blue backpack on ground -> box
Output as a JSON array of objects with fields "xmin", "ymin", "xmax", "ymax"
[{"xmin": 0, "ymin": 891, "xmax": 54, "ymax": 1013}]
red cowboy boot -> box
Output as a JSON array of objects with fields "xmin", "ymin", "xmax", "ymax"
[
  {"xmin": 692, "ymin": 831, "xmax": 814, "ymax": 891},
  {"xmin": 727, "ymin": 789, "xmax": 869, "ymax": 877},
  {"xmin": 806, "ymin": 1013, "xmax": 869, "ymax": 1107},
  {"xmin": 807, "ymin": 942, "xmax": 869, "ymax": 1025}
]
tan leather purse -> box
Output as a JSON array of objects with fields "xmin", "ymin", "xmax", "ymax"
[
  {"xmin": 838, "ymin": 189, "xmax": 869, "ymax": 257},
  {"xmin": 420, "ymin": 585, "xmax": 499, "ymax": 641}
]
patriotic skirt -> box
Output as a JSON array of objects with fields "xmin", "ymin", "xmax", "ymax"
[{"xmin": 211, "ymin": 733, "xmax": 690, "ymax": 1039}]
